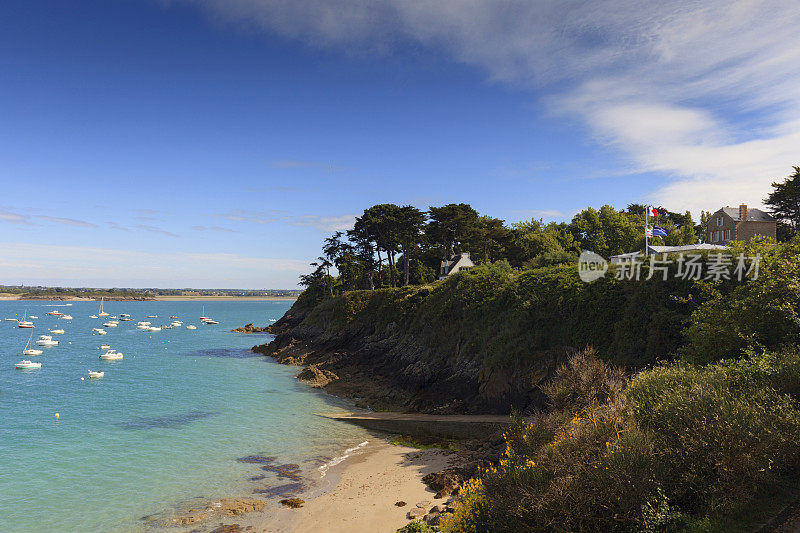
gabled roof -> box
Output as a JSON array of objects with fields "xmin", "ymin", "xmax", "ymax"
[{"xmin": 717, "ymin": 207, "xmax": 776, "ymax": 222}]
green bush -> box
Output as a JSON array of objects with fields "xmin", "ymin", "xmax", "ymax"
[
  {"xmin": 443, "ymin": 349, "xmax": 800, "ymax": 532},
  {"xmin": 682, "ymin": 238, "xmax": 800, "ymax": 364}
]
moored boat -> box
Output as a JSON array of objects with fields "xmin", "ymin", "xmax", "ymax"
[{"xmin": 15, "ymin": 360, "xmax": 42, "ymax": 369}]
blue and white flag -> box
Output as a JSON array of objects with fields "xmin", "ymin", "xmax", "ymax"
[{"xmin": 652, "ymin": 226, "xmax": 668, "ymax": 237}]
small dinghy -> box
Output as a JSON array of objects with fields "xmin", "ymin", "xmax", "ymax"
[
  {"xmin": 96, "ymin": 329, "xmax": 107, "ymax": 335},
  {"xmin": 15, "ymin": 360, "xmax": 42, "ymax": 369},
  {"xmin": 202, "ymin": 319, "xmax": 219, "ymax": 325},
  {"xmin": 148, "ymin": 326, "xmax": 161, "ymax": 332},
  {"xmin": 99, "ymin": 350, "xmax": 123, "ymax": 360},
  {"xmin": 50, "ymin": 329, "xmax": 65, "ymax": 334},
  {"xmin": 88, "ymin": 370, "xmax": 104, "ymax": 379},
  {"xmin": 186, "ymin": 325, "xmax": 197, "ymax": 330},
  {"xmin": 102, "ymin": 322, "xmax": 118, "ymax": 327},
  {"xmin": 89, "ymin": 315, "xmax": 99, "ymax": 319},
  {"xmin": 100, "ymin": 344, "xmax": 111, "ymax": 349}
]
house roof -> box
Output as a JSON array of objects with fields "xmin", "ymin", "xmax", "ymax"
[
  {"xmin": 648, "ymin": 243, "xmax": 728, "ymax": 253},
  {"xmin": 718, "ymin": 207, "xmax": 776, "ymax": 222}
]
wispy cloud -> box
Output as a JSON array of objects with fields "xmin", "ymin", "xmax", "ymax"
[
  {"xmin": 0, "ymin": 210, "xmax": 32, "ymax": 225},
  {"xmin": 291, "ymin": 214, "xmax": 356, "ymax": 232},
  {"xmin": 38, "ymin": 215, "xmax": 97, "ymax": 228},
  {"xmin": 0, "ymin": 241, "xmax": 307, "ymax": 288},
  {"xmin": 134, "ymin": 224, "xmax": 179, "ymax": 237},
  {"xmin": 191, "ymin": 225, "xmax": 240, "ymax": 233},
  {"xmin": 183, "ymin": 0, "xmax": 800, "ymax": 213},
  {"xmin": 108, "ymin": 222, "xmax": 131, "ymax": 232},
  {"xmin": 207, "ymin": 209, "xmax": 287, "ymax": 225}
]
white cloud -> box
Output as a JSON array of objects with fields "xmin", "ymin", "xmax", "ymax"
[
  {"xmin": 292, "ymin": 214, "xmax": 356, "ymax": 232},
  {"xmin": 38, "ymin": 215, "xmax": 97, "ymax": 228},
  {"xmin": 0, "ymin": 242, "xmax": 306, "ymax": 288},
  {"xmin": 0, "ymin": 210, "xmax": 31, "ymax": 225},
  {"xmin": 180, "ymin": 0, "xmax": 800, "ymax": 213}
]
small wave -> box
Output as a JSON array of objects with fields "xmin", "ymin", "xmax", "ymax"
[{"xmin": 318, "ymin": 440, "xmax": 369, "ymax": 477}]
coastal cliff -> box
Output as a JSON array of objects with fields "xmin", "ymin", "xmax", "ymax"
[{"xmin": 254, "ymin": 262, "xmax": 705, "ymax": 414}]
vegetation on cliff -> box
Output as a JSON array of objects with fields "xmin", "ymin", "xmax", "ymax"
[{"xmin": 441, "ymin": 348, "xmax": 800, "ymax": 532}]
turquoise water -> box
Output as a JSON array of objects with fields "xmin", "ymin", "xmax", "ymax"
[{"xmin": 0, "ymin": 300, "xmax": 369, "ymax": 532}]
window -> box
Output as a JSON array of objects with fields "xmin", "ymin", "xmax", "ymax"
[
  {"xmin": 717, "ymin": 216, "xmax": 723, "ymax": 226},
  {"xmin": 712, "ymin": 231, "xmax": 719, "ymax": 242},
  {"xmin": 724, "ymin": 229, "xmax": 731, "ymax": 240}
]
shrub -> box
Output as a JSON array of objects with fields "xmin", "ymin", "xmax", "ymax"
[
  {"xmin": 443, "ymin": 349, "xmax": 800, "ymax": 532},
  {"xmin": 683, "ymin": 239, "xmax": 800, "ymax": 364},
  {"xmin": 627, "ymin": 355, "xmax": 800, "ymax": 513}
]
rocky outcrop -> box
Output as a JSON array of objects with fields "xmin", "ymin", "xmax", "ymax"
[
  {"xmin": 253, "ymin": 285, "xmax": 572, "ymax": 414},
  {"xmin": 296, "ymin": 364, "xmax": 339, "ymax": 387},
  {"xmin": 167, "ymin": 498, "xmax": 266, "ymax": 526},
  {"xmin": 231, "ymin": 323, "xmax": 268, "ymax": 333}
]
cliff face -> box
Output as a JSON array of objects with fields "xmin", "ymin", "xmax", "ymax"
[{"xmin": 256, "ymin": 264, "xmax": 704, "ymax": 414}]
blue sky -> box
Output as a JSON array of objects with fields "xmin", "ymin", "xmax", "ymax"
[{"xmin": 1, "ymin": 0, "xmax": 799, "ymax": 288}]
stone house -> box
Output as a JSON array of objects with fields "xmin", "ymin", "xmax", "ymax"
[
  {"xmin": 707, "ymin": 204, "xmax": 776, "ymax": 244},
  {"xmin": 439, "ymin": 252, "xmax": 474, "ymax": 280}
]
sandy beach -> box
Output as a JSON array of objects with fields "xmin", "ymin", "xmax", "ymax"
[{"xmin": 204, "ymin": 439, "xmax": 454, "ymax": 533}]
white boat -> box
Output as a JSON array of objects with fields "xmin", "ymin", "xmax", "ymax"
[
  {"xmin": 60, "ymin": 315, "xmax": 73, "ymax": 320},
  {"xmin": 17, "ymin": 310, "xmax": 34, "ymax": 328},
  {"xmin": 100, "ymin": 344, "xmax": 111, "ymax": 349},
  {"xmin": 148, "ymin": 326, "xmax": 161, "ymax": 332},
  {"xmin": 200, "ymin": 305, "xmax": 210, "ymax": 321},
  {"xmin": 15, "ymin": 360, "xmax": 42, "ymax": 369},
  {"xmin": 120, "ymin": 313, "xmax": 131, "ymax": 318},
  {"xmin": 28, "ymin": 315, "xmax": 38, "ymax": 319},
  {"xmin": 136, "ymin": 324, "xmax": 150, "ymax": 330},
  {"xmin": 20, "ymin": 332, "xmax": 42, "ymax": 356},
  {"xmin": 98, "ymin": 297, "xmax": 109, "ymax": 317},
  {"xmin": 38, "ymin": 334, "xmax": 52, "ymax": 340},
  {"xmin": 99, "ymin": 350, "xmax": 123, "ymax": 360},
  {"xmin": 89, "ymin": 315, "xmax": 99, "ymax": 319},
  {"xmin": 96, "ymin": 329, "xmax": 107, "ymax": 335},
  {"xmin": 202, "ymin": 319, "xmax": 219, "ymax": 325},
  {"xmin": 88, "ymin": 370, "xmax": 104, "ymax": 378},
  {"xmin": 36, "ymin": 338, "xmax": 58, "ymax": 346},
  {"xmin": 119, "ymin": 317, "xmax": 132, "ymax": 321},
  {"xmin": 137, "ymin": 321, "xmax": 151, "ymax": 326},
  {"xmin": 102, "ymin": 322, "xmax": 118, "ymax": 327},
  {"xmin": 50, "ymin": 329, "xmax": 65, "ymax": 334},
  {"xmin": 147, "ymin": 315, "xmax": 158, "ymax": 318},
  {"xmin": 47, "ymin": 310, "xmax": 63, "ymax": 316},
  {"xmin": 171, "ymin": 321, "xmax": 182, "ymax": 327},
  {"xmin": 186, "ymin": 325, "xmax": 197, "ymax": 330}
]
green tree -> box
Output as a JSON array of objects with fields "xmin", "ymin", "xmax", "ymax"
[
  {"xmin": 427, "ymin": 203, "xmax": 479, "ymax": 260},
  {"xmin": 764, "ymin": 166, "xmax": 800, "ymax": 240}
]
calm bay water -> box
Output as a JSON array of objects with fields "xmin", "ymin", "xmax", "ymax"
[{"xmin": 0, "ymin": 300, "xmax": 369, "ymax": 532}]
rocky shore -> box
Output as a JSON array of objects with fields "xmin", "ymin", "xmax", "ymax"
[{"xmin": 231, "ymin": 323, "xmax": 270, "ymax": 333}]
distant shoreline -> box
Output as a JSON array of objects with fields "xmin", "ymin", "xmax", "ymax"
[
  {"xmin": 154, "ymin": 296, "xmax": 298, "ymax": 301},
  {"xmin": 0, "ymin": 294, "xmax": 297, "ymax": 302}
]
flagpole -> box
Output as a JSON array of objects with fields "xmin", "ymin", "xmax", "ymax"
[{"xmin": 644, "ymin": 205, "xmax": 648, "ymax": 255}]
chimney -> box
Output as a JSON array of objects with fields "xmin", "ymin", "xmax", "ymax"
[{"xmin": 739, "ymin": 204, "xmax": 748, "ymax": 221}]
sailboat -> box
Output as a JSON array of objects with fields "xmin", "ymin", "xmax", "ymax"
[
  {"xmin": 22, "ymin": 331, "xmax": 43, "ymax": 356},
  {"xmin": 17, "ymin": 309, "xmax": 34, "ymax": 329},
  {"xmin": 17, "ymin": 332, "xmax": 43, "ymax": 367},
  {"xmin": 98, "ymin": 297, "xmax": 109, "ymax": 317}
]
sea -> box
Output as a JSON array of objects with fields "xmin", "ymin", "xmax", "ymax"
[{"xmin": 0, "ymin": 299, "xmax": 371, "ymax": 532}]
